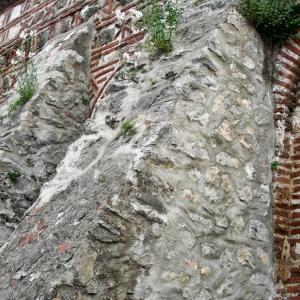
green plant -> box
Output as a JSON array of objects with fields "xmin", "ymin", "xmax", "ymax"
[
  {"xmin": 8, "ymin": 61, "xmax": 37, "ymax": 116},
  {"xmin": 80, "ymin": 95, "xmax": 89, "ymax": 105},
  {"xmin": 240, "ymin": 0, "xmax": 300, "ymax": 44},
  {"xmin": 143, "ymin": 0, "xmax": 180, "ymax": 53},
  {"xmin": 7, "ymin": 171, "xmax": 20, "ymax": 183},
  {"xmin": 7, "ymin": 31, "xmax": 37, "ymax": 116},
  {"xmin": 121, "ymin": 120, "xmax": 137, "ymax": 135},
  {"xmin": 117, "ymin": 66, "xmax": 140, "ymax": 82},
  {"xmin": 271, "ymin": 161, "xmax": 279, "ymax": 170}
]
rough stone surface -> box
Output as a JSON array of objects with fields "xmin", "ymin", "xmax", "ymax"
[
  {"xmin": 0, "ymin": 24, "xmax": 92, "ymax": 246},
  {"xmin": 0, "ymin": 1, "xmax": 274, "ymax": 299}
]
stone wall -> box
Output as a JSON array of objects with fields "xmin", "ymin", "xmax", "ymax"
[
  {"xmin": 0, "ymin": 0, "xmax": 145, "ymax": 245},
  {"xmin": 0, "ymin": 0, "xmax": 276, "ymax": 299}
]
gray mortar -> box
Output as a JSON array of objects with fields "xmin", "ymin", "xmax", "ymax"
[{"xmin": 0, "ymin": 1, "xmax": 274, "ymax": 299}]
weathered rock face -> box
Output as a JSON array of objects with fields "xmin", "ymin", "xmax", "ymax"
[
  {"xmin": 0, "ymin": 1, "xmax": 274, "ymax": 299},
  {"xmin": 0, "ymin": 24, "xmax": 92, "ymax": 246}
]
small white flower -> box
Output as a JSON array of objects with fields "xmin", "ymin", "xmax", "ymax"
[
  {"xmin": 11, "ymin": 58, "xmax": 18, "ymax": 65},
  {"xmin": 28, "ymin": 52, "xmax": 36, "ymax": 58},
  {"xmin": 122, "ymin": 52, "xmax": 130, "ymax": 62},
  {"xmin": 29, "ymin": 30, "xmax": 37, "ymax": 37},
  {"xmin": 16, "ymin": 49, "xmax": 25, "ymax": 59},
  {"xmin": 116, "ymin": 9, "xmax": 126, "ymax": 22},
  {"xmin": 19, "ymin": 31, "xmax": 27, "ymax": 40}
]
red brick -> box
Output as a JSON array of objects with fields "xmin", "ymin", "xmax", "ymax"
[
  {"xmin": 274, "ymin": 177, "xmax": 291, "ymax": 184},
  {"xmin": 96, "ymin": 17, "xmax": 116, "ymax": 30},
  {"xmin": 280, "ymin": 50, "xmax": 299, "ymax": 65},
  {"xmin": 292, "ymin": 171, "xmax": 300, "ymax": 178},
  {"xmin": 281, "ymin": 163, "xmax": 293, "ymax": 169},
  {"xmin": 293, "ymin": 186, "xmax": 300, "ymax": 193},
  {"xmin": 293, "ymin": 179, "xmax": 300, "ymax": 185},
  {"xmin": 291, "ymin": 266, "xmax": 300, "ymax": 274},
  {"xmin": 91, "ymin": 59, "xmax": 119, "ymax": 73},
  {"xmin": 275, "ymin": 227, "xmax": 289, "ymax": 235},
  {"xmin": 274, "ymin": 216, "xmax": 290, "ymax": 224},
  {"xmin": 290, "ymin": 220, "xmax": 300, "ymax": 227},
  {"xmin": 287, "ymin": 285, "xmax": 300, "ymax": 293},
  {"xmin": 276, "ymin": 168, "xmax": 290, "ymax": 176},
  {"xmin": 96, "ymin": 77, "xmax": 107, "ymax": 85},
  {"xmin": 274, "ymin": 209, "xmax": 290, "ymax": 218},
  {"xmin": 291, "ymin": 36, "xmax": 300, "ymax": 48},
  {"xmin": 291, "ymin": 228, "xmax": 300, "ymax": 235},
  {"xmin": 91, "ymin": 40, "xmax": 120, "ymax": 60},
  {"xmin": 94, "ymin": 67, "xmax": 115, "ymax": 80},
  {"xmin": 292, "ymin": 212, "xmax": 300, "ymax": 218},
  {"xmin": 58, "ymin": 241, "xmax": 70, "ymax": 254},
  {"xmin": 274, "ymin": 79, "xmax": 294, "ymax": 90},
  {"xmin": 277, "ymin": 70, "xmax": 297, "ymax": 81},
  {"xmin": 274, "ymin": 203, "xmax": 292, "ymax": 210},
  {"xmin": 19, "ymin": 232, "xmax": 38, "ymax": 247},
  {"xmin": 286, "ymin": 42, "xmax": 300, "ymax": 57},
  {"xmin": 280, "ymin": 61, "xmax": 300, "ymax": 75}
]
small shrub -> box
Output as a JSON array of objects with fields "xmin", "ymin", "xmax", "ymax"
[
  {"xmin": 117, "ymin": 51, "xmax": 142, "ymax": 83},
  {"xmin": 7, "ymin": 171, "xmax": 20, "ymax": 183},
  {"xmin": 240, "ymin": 0, "xmax": 300, "ymax": 44},
  {"xmin": 121, "ymin": 120, "xmax": 137, "ymax": 135},
  {"xmin": 271, "ymin": 161, "xmax": 279, "ymax": 170},
  {"xmin": 117, "ymin": 67, "xmax": 140, "ymax": 82},
  {"xmin": 7, "ymin": 31, "xmax": 37, "ymax": 116},
  {"xmin": 143, "ymin": 0, "xmax": 180, "ymax": 53},
  {"xmin": 8, "ymin": 63, "xmax": 37, "ymax": 116}
]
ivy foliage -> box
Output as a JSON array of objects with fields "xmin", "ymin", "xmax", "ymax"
[{"xmin": 240, "ymin": 0, "xmax": 300, "ymax": 43}]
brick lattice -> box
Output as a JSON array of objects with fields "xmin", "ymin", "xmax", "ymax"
[{"xmin": 274, "ymin": 31, "xmax": 300, "ymax": 299}]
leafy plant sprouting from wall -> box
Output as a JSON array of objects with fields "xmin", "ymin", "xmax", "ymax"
[
  {"xmin": 7, "ymin": 30, "xmax": 37, "ymax": 116},
  {"xmin": 240, "ymin": 0, "xmax": 300, "ymax": 44},
  {"xmin": 142, "ymin": 0, "xmax": 180, "ymax": 53},
  {"xmin": 7, "ymin": 170, "xmax": 20, "ymax": 183}
]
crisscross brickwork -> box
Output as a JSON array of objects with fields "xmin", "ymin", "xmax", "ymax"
[
  {"xmin": 0, "ymin": 0, "xmax": 144, "ymax": 115},
  {"xmin": 273, "ymin": 30, "xmax": 300, "ymax": 299}
]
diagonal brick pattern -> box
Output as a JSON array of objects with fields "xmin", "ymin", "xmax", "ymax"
[{"xmin": 274, "ymin": 31, "xmax": 300, "ymax": 299}]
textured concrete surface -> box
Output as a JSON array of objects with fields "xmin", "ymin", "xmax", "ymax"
[{"xmin": 0, "ymin": 23, "xmax": 92, "ymax": 246}]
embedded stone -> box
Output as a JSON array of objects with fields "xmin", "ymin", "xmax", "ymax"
[
  {"xmin": 217, "ymin": 278, "xmax": 234, "ymax": 297},
  {"xmin": 238, "ymin": 186, "xmax": 253, "ymax": 203},
  {"xmin": 216, "ymin": 120, "xmax": 235, "ymax": 141},
  {"xmin": 237, "ymin": 246, "xmax": 254, "ymax": 267},
  {"xmin": 248, "ymin": 220, "xmax": 269, "ymax": 242},
  {"xmin": 243, "ymin": 56, "xmax": 255, "ymax": 70},
  {"xmin": 220, "ymin": 248, "xmax": 236, "ymax": 272},
  {"xmin": 201, "ymin": 243, "xmax": 217, "ymax": 257},
  {"xmin": 232, "ymin": 216, "xmax": 245, "ymax": 232},
  {"xmin": 205, "ymin": 167, "xmax": 220, "ymax": 183},
  {"xmin": 221, "ymin": 174, "xmax": 233, "ymax": 192}
]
